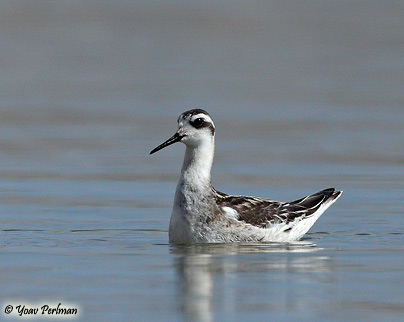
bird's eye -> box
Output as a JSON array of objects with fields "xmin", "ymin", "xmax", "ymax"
[{"xmin": 191, "ymin": 118, "xmax": 205, "ymax": 128}]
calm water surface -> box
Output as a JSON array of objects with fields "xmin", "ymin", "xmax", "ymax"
[{"xmin": 1, "ymin": 1, "xmax": 404, "ymax": 321}]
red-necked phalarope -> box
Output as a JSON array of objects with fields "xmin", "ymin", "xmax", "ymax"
[{"xmin": 150, "ymin": 109, "xmax": 342, "ymax": 244}]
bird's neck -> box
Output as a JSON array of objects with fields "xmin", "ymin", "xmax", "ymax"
[{"xmin": 180, "ymin": 139, "xmax": 215, "ymax": 189}]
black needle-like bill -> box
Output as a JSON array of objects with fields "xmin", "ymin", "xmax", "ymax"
[{"xmin": 150, "ymin": 132, "xmax": 184, "ymax": 154}]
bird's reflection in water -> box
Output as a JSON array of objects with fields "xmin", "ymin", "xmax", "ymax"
[
  {"xmin": 174, "ymin": 251, "xmax": 214, "ymax": 322},
  {"xmin": 171, "ymin": 241, "xmax": 331, "ymax": 322}
]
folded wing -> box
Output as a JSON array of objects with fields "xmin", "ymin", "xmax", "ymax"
[{"xmin": 216, "ymin": 188, "xmax": 340, "ymax": 229}]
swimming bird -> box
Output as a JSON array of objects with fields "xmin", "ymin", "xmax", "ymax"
[{"xmin": 150, "ymin": 109, "xmax": 342, "ymax": 244}]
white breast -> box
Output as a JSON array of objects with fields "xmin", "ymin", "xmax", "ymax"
[{"xmin": 169, "ymin": 206, "xmax": 191, "ymax": 244}]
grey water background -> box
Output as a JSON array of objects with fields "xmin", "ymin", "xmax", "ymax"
[{"xmin": 0, "ymin": 1, "xmax": 403, "ymax": 321}]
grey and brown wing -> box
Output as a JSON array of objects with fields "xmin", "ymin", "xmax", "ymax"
[{"xmin": 216, "ymin": 188, "xmax": 341, "ymax": 228}]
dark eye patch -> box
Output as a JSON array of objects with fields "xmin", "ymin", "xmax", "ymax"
[
  {"xmin": 191, "ymin": 118, "xmax": 205, "ymax": 128},
  {"xmin": 189, "ymin": 117, "xmax": 215, "ymax": 135}
]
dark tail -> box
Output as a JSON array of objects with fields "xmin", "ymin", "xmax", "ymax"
[{"xmin": 292, "ymin": 188, "xmax": 343, "ymax": 210}]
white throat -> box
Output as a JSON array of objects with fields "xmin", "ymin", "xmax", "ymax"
[{"xmin": 181, "ymin": 137, "xmax": 215, "ymax": 187}]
